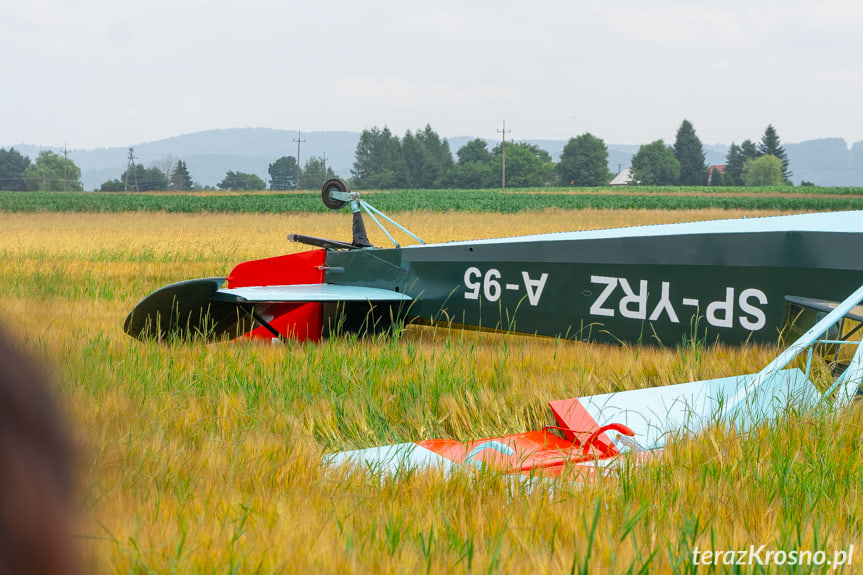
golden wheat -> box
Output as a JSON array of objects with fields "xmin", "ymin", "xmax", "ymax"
[{"xmin": 1, "ymin": 208, "xmax": 859, "ymax": 573}]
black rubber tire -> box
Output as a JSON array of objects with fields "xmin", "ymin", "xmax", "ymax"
[{"xmin": 321, "ymin": 178, "xmax": 350, "ymax": 210}]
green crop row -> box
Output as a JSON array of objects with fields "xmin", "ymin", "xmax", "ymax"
[
  {"xmin": 3, "ymin": 189, "xmax": 863, "ymax": 213},
  {"xmin": 516, "ymin": 185, "xmax": 863, "ymax": 195}
]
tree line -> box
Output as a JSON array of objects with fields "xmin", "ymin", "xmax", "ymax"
[
  {"xmin": 260, "ymin": 155, "xmax": 337, "ymax": 191},
  {"xmin": 350, "ymin": 124, "xmax": 612, "ymax": 189},
  {"xmin": 99, "ymin": 153, "xmax": 195, "ymax": 192},
  {"xmin": 350, "ymin": 124, "xmax": 564, "ymax": 189},
  {"xmin": 99, "ymin": 152, "xmax": 337, "ymax": 192},
  {"xmin": 0, "ymin": 122, "xmax": 793, "ymax": 192},
  {"xmin": 629, "ymin": 122, "xmax": 791, "ymax": 187},
  {"xmin": 0, "ymin": 146, "xmax": 338, "ymax": 193},
  {"xmin": 349, "ymin": 121, "xmax": 792, "ymax": 189},
  {"xmin": 0, "ymin": 148, "xmax": 83, "ymax": 191}
]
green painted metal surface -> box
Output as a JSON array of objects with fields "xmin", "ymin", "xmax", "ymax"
[{"xmin": 326, "ymin": 226, "xmax": 863, "ymax": 345}]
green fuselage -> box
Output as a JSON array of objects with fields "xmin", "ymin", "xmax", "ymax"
[{"xmin": 325, "ymin": 223, "xmax": 863, "ymax": 346}]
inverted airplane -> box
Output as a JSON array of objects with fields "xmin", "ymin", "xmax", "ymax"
[{"xmin": 124, "ymin": 180, "xmax": 863, "ymax": 346}]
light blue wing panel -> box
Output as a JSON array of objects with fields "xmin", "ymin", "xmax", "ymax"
[
  {"xmin": 213, "ymin": 283, "xmax": 412, "ymax": 303},
  {"xmin": 326, "ymin": 443, "xmax": 456, "ymax": 475}
]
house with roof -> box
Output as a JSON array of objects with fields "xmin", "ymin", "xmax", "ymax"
[
  {"xmin": 609, "ymin": 168, "xmax": 635, "ymax": 185},
  {"xmin": 707, "ymin": 164, "xmax": 726, "ymax": 185}
]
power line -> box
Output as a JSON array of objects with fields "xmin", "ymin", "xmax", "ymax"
[
  {"xmin": 125, "ymin": 147, "xmax": 138, "ymax": 192},
  {"xmin": 293, "ymin": 130, "xmax": 306, "ymax": 190},
  {"xmin": 497, "ymin": 120, "xmax": 511, "ymax": 192},
  {"xmin": 62, "ymin": 143, "xmax": 69, "ymax": 193}
]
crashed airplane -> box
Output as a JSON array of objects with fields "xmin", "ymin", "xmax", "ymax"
[
  {"xmin": 125, "ymin": 180, "xmax": 863, "ymax": 346},
  {"xmin": 328, "ymin": 284, "xmax": 863, "ymax": 479}
]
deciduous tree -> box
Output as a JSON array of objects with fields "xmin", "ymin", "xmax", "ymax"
[
  {"xmin": 99, "ymin": 179, "xmax": 125, "ymax": 192},
  {"xmin": 100, "ymin": 164, "xmax": 169, "ymax": 192},
  {"xmin": 456, "ymin": 139, "xmax": 493, "ymax": 165},
  {"xmin": 269, "ymin": 156, "xmax": 297, "ymax": 190},
  {"xmin": 450, "ymin": 139, "xmax": 494, "ymax": 189},
  {"xmin": 298, "ymin": 156, "xmax": 336, "ymax": 190},
  {"xmin": 742, "ymin": 155, "xmax": 784, "ymax": 186},
  {"xmin": 492, "ymin": 142, "xmax": 554, "ymax": 188},
  {"xmin": 218, "ymin": 170, "xmax": 265, "ymax": 191},
  {"xmin": 630, "ymin": 140, "xmax": 680, "ymax": 185},
  {"xmin": 155, "ymin": 155, "xmax": 177, "ymax": 184},
  {"xmin": 450, "ymin": 161, "xmax": 495, "ymax": 189},
  {"xmin": 127, "ymin": 165, "xmax": 168, "ymax": 191},
  {"xmin": 556, "ymin": 133, "xmax": 609, "ymax": 186},
  {"xmin": 23, "ymin": 150, "xmax": 82, "ymax": 191}
]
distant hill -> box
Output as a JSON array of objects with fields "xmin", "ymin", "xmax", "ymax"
[
  {"xmin": 785, "ymin": 138, "xmax": 863, "ymax": 186},
  {"xmin": 10, "ymin": 128, "xmax": 863, "ymax": 190},
  {"xmin": 13, "ymin": 129, "xmax": 361, "ymax": 191}
]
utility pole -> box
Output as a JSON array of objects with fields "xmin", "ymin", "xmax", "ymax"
[
  {"xmin": 497, "ymin": 120, "xmax": 511, "ymax": 192},
  {"xmin": 322, "ymin": 152, "xmax": 327, "ymax": 178},
  {"xmin": 293, "ymin": 130, "xmax": 306, "ymax": 190},
  {"xmin": 125, "ymin": 147, "xmax": 138, "ymax": 192},
  {"xmin": 62, "ymin": 143, "xmax": 69, "ymax": 192}
]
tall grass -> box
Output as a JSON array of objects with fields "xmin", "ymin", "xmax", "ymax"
[{"xmin": 1, "ymin": 209, "xmax": 860, "ymax": 573}]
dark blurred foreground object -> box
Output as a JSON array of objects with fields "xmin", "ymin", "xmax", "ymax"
[{"xmin": 0, "ymin": 330, "xmax": 79, "ymax": 575}]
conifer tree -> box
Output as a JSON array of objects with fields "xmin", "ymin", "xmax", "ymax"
[
  {"xmin": 170, "ymin": 160, "xmax": 193, "ymax": 190},
  {"xmin": 758, "ymin": 124, "xmax": 791, "ymax": 182},
  {"xmin": 0, "ymin": 147, "xmax": 30, "ymax": 191},
  {"xmin": 673, "ymin": 120, "xmax": 707, "ymax": 185},
  {"xmin": 740, "ymin": 139, "xmax": 759, "ymax": 163},
  {"xmin": 725, "ymin": 143, "xmax": 744, "ymax": 186}
]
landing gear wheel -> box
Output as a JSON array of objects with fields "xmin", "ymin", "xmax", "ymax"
[{"xmin": 322, "ymin": 178, "xmax": 350, "ymax": 210}]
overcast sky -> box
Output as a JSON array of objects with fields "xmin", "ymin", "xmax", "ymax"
[{"xmin": 2, "ymin": 0, "xmax": 862, "ymax": 150}]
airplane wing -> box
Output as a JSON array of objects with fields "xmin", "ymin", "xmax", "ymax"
[
  {"xmin": 124, "ymin": 279, "xmax": 411, "ymax": 341},
  {"xmin": 785, "ymin": 294, "xmax": 863, "ymax": 324},
  {"xmin": 212, "ymin": 283, "xmax": 412, "ymax": 303},
  {"xmin": 330, "ymin": 368, "xmax": 819, "ymax": 480},
  {"xmin": 328, "ymin": 284, "xmax": 863, "ymax": 482}
]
